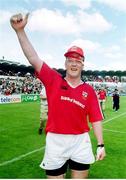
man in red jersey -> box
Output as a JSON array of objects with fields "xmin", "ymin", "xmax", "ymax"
[
  {"xmin": 10, "ymin": 13, "xmax": 106, "ymax": 179},
  {"xmin": 97, "ymin": 88, "xmax": 107, "ymax": 111}
]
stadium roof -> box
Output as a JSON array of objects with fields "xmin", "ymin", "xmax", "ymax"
[
  {"xmin": 0, "ymin": 59, "xmax": 34, "ymax": 76},
  {"xmin": 0, "ymin": 59, "xmax": 22, "ymax": 66}
]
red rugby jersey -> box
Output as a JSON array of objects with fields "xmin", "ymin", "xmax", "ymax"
[
  {"xmin": 98, "ymin": 90, "xmax": 107, "ymax": 100},
  {"xmin": 36, "ymin": 63, "xmax": 103, "ymax": 134}
]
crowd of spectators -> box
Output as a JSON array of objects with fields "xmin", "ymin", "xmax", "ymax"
[
  {"xmin": 0, "ymin": 75, "xmax": 42, "ymax": 95},
  {"xmin": 0, "ymin": 70, "xmax": 18, "ymax": 76},
  {"xmin": 1, "ymin": 59, "xmax": 126, "ymax": 96},
  {"xmin": 84, "ymin": 75, "xmax": 120, "ymax": 83},
  {"xmin": 1, "ymin": 71, "xmax": 126, "ymax": 96}
]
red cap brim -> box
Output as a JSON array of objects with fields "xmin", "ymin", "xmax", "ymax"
[{"xmin": 64, "ymin": 52, "xmax": 84, "ymax": 60}]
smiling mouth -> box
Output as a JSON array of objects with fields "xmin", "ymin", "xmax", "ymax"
[{"xmin": 71, "ymin": 68, "xmax": 78, "ymax": 71}]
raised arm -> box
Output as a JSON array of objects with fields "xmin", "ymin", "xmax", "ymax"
[{"xmin": 10, "ymin": 13, "xmax": 43, "ymax": 73}]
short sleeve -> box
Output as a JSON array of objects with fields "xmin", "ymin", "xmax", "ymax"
[{"xmin": 88, "ymin": 88, "xmax": 103, "ymax": 122}]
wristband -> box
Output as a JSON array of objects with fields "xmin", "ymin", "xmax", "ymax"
[{"xmin": 97, "ymin": 144, "xmax": 104, "ymax": 147}]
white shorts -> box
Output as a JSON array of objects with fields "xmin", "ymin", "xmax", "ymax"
[{"xmin": 40, "ymin": 132, "xmax": 95, "ymax": 170}]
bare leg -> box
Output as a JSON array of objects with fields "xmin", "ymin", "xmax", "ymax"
[
  {"xmin": 38, "ymin": 119, "xmax": 44, "ymax": 134},
  {"xmin": 40, "ymin": 118, "xmax": 44, "ymax": 128},
  {"xmin": 47, "ymin": 174, "xmax": 64, "ymax": 179},
  {"xmin": 71, "ymin": 169, "xmax": 89, "ymax": 179}
]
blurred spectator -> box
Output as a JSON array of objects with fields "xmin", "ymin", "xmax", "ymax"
[
  {"xmin": 112, "ymin": 89, "xmax": 120, "ymax": 112},
  {"xmin": 97, "ymin": 88, "xmax": 107, "ymax": 111}
]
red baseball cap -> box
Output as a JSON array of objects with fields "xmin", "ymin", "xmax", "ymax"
[{"xmin": 64, "ymin": 46, "xmax": 84, "ymax": 58}]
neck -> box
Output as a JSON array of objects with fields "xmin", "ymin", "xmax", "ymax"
[{"xmin": 65, "ymin": 75, "xmax": 82, "ymax": 87}]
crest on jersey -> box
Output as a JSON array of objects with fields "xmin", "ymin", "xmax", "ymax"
[{"xmin": 82, "ymin": 91, "xmax": 88, "ymax": 100}]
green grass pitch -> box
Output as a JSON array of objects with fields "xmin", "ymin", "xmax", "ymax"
[{"xmin": 0, "ymin": 96, "xmax": 126, "ymax": 178}]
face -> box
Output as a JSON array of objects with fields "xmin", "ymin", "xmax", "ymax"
[{"xmin": 65, "ymin": 57, "xmax": 84, "ymax": 79}]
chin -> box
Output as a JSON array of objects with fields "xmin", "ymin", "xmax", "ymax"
[{"xmin": 69, "ymin": 73, "xmax": 79, "ymax": 78}]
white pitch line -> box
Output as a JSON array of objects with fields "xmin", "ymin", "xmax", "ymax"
[
  {"xmin": 103, "ymin": 112, "xmax": 126, "ymax": 124},
  {"xmin": 0, "ymin": 146, "xmax": 45, "ymax": 167},
  {"xmin": 103, "ymin": 128, "xmax": 126, "ymax": 134},
  {"xmin": 1, "ymin": 112, "xmax": 126, "ymax": 167}
]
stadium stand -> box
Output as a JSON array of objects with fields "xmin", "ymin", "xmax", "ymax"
[{"xmin": 1, "ymin": 59, "xmax": 126, "ymax": 95}]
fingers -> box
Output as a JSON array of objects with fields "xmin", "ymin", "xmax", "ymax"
[
  {"xmin": 25, "ymin": 13, "xmax": 30, "ymax": 21},
  {"xmin": 10, "ymin": 13, "xmax": 29, "ymax": 23},
  {"xmin": 96, "ymin": 154, "xmax": 104, "ymax": 161},
  {"xmin": 10, "ymin": 14, "xmax": 22, "ymax": 23},
  {"xmin": 96, "ymin": 147, "xmax": 106, "ymax": 161}
]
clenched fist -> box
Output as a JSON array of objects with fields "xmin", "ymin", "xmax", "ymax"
[{"xmin": 10, "ymin": 13, "xmax": 29, "ymax": 32}]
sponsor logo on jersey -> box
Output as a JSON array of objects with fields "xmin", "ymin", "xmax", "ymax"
[
  {"xmin": 82, "ymin": 91, "xmax": 88, "ymax": 100},
  {"xmin": 61, "ymin": 96, "xmax": 85, "ymax": 109}
]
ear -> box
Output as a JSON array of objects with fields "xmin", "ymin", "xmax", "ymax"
[
  {"xmin": 81, "ymin": 63, "xmax": 84, "ymax": 70},
  {"xmin": 65, "ymin": 59, "xmax": 67, "ymax": 68}
]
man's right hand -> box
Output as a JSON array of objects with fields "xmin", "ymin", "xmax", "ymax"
[{"xmin": 10, "ymin": 13, "xmax": 29, "ymax": 32}]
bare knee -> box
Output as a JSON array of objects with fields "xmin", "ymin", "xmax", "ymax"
[
  {"xmin": 71, "ymin": 169, "xmax": 89, "ymax": 179},
  {"xmin": 47, "ymin": 174, "xmax": 64, "ymax": 179}
]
